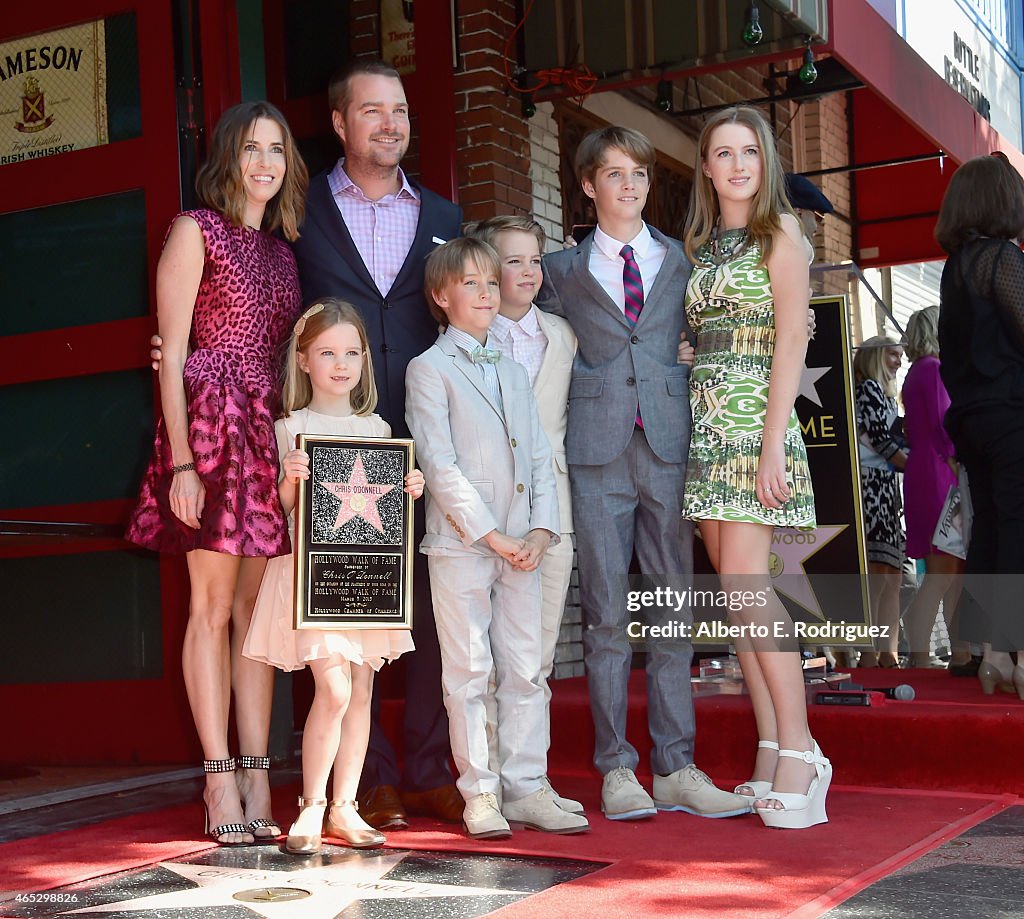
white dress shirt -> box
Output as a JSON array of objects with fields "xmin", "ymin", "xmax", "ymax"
[{"xmin": 588, "ymin": 222, "xmax": 667, "ymax": 314}]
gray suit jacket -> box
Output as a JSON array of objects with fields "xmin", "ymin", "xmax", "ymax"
[
  {"xmin": 405, "ymin": 333, "xmax": 559, "ymax": 556},
  {"xmin": 535, "ymin": 226, "xmax": 695, "ymax": 466}
]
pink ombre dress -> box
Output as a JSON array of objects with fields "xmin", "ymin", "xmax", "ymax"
[
  {"xmin": 126, "ymin": 209, "xmax": 301, "ymax": 556},
  {"xmin": 902, "ymin": 355, "xmax": 957, "ymax": 558}
]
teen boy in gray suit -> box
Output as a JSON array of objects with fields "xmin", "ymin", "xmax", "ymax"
[{"xmin": 536, "ymin": 126, "xmax": 751, "ymax": 821}]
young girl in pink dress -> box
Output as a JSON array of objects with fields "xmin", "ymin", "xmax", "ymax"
[{"xmin": 243, "ymin": 299, "xmax": 423, "ymax": 854}]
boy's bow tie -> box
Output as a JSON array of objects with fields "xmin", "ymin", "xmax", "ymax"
[{"xmin": 469, "ymin": 346, "xmax": 502, "ymax": 364}]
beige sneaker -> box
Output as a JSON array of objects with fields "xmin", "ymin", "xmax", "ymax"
[
  {"xmin": 463, "ymin": 792, "xmax": 512, "ymax": 839},
  {"xmin": 601, "ymin": 766, "xmax": 657, "ymax": 820},
  {"xmin": 503, "ymin": 788, "xmax": 590, "ymax": 834},
  {"xmin": 653, "ymin": 764, "xmax": 753, "ymax": 818},
  {"xmin": 540, "ymin": 775, "xmax": 585, "ymax": 816}
]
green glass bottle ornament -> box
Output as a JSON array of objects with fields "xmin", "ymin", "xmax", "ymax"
[
  {"xmin": 799, "ymin": 47, "xmax": 817, "ymax": 84},
  {"xmin": 743, "ymin": 6, "xmax": 763, "ymax": 47}
]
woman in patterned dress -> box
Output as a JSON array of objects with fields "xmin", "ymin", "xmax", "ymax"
[
  {"xmin": 682, "ymin": 106, "xmax": 827, "ymax": 829},
  {"xmin": 127, "ymin": 102, "xmax": 308, "ymax": 845},
  {"xmin": 853, "ymin": 337, "xmax": 907, "ymax": 668}
]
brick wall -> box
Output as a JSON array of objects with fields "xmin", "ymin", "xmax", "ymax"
[
  {"xmin": 798, "ymin": 88, "xmax": 853, "ymax": 274},
  {"xmin": 528, "ymin": 101, "xmax": 564, "ymax": 251},
  {"xmin": 453, "ymin": 0, "xmax": 533, "ymax": 224}
]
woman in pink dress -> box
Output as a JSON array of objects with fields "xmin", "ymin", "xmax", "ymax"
[
  {"xmin": 127, "ymin": 101, "xmax": 308, "ymax": 845},
  {"xmin": 901, "ymin": 306, "xmax": 968, "ymax": 668}
]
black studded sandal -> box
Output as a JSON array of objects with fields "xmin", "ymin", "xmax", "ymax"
[
  {"xmin": 237, "ymin": 755, "xmax": 281, "ymax": 842},
  {"xmin": 203, "ymin": 757, "xmax": 253, "ymax": 846}
]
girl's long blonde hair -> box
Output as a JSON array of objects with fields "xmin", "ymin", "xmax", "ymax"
[
  {"xmin": 282, "ymin": 299, "xmax": 378, "ymax": 416},
  {"xmin": 683, "ymin": 106, "xmax": 795, "ymax": 264}
]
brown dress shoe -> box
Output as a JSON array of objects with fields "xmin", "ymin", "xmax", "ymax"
[
  {"xmin": 357, "ymin": 785, "xmax": 408, "ymax": 830},
  {"xmin": 400, "ymin": 783, "xmax": 464, "ymax": 823}
]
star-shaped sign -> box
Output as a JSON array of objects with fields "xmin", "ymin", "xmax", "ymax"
[
  {"xmin": 63, "ymin": 848, "xmax": 521, "ymax": 919},
  {"xmin": 769, "ymin": 524, "xmax": 847, "ymax": 620},
  {"xmin": 319, "ymin": 453, "xmax": 395, "ymax": 533},
  {"xmin": 797, "ymin": 365, "xmax": 831, "ymax": 407}
]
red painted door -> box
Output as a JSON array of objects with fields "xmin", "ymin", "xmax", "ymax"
[{"xmin": 0, "ymin": 0, "xmax": 199, "ymax": 764}]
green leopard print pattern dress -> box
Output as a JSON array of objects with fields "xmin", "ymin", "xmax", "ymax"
[{"xmin": 681, "ymin": 229, "xmax": 816, "ymax": 527}]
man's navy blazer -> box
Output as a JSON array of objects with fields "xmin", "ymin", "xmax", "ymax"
[{"xmin": 292, "ymin": 169, "xmax": 463, "ymax": 436}]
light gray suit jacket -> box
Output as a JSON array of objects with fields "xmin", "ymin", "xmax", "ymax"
[
  {"xmin": 405, "ymin": 333, "xmax": 560, "ymax": 557},
  {"xmin": 535, "ymin": 226, "xmax": 695, "ymax": 466}
]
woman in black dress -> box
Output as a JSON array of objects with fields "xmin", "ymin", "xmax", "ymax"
[{"xmin": 935, "ymin": 152, "xmax": 1024, "ymax": 697}]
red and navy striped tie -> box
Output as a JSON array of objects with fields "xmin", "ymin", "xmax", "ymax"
[{"xmin": 621, "ymin": 244, "xmax": 645, "ymax": 427}]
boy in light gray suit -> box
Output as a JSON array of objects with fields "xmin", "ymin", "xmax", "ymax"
[
  {"xmin": 466, "ymin": 215, "xmax": 583, "ymax": 819},
  {"xmin": 406, "ymin": 238, "xmax": 590, "ymax": 840},
  {"xmin": 536, "ymin": 126, "xmax": 751, "ymax": 821}
]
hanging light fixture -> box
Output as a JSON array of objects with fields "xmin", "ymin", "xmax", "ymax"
[
  {"xmin": 799, "ymin": 40, "xmax": 818, "ymax": 84},
  {"xmin": 520, "ymin": 90, "xmax": 537, "ymax": 119},
  {"xmin": 656, "ymin": 79, "xmax": 673, "ymax": 112},
  {"xmin": 743, "ymin": 1, "xmax": 763, "ymax": 47}
]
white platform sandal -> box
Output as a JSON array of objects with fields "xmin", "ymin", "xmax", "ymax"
[
  {"xmin": 733, "ymin": 740, "xmax": 779, "ymax": 798},
  {"xmin": 755, "ymin": 740, "xmax": 831, "ymax": 829}
]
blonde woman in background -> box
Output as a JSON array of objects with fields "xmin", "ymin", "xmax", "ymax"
[{"xmin": 854, "ymin": 337, "xmax": 907, "ymax": 668}]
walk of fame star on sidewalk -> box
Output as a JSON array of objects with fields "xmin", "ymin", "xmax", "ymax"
[
  {"xmin": 61, "ymin": 849, "xmax": 516, "ymax": 918},
  {"xmin": 4, "ymin": 845, "xmax": 600, "ymax": 919}
]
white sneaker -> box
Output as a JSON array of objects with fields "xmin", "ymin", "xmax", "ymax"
[
  {"xmin": 503, "ymin": 788, "xmax": 590, "ymax": 834},
  {"xmin": 653, "ymin": 764, "xmax": 753, "ymax": 818},
  {"xmin": 540, "ymin": 775, "xmax": 585, "ymax": 816},
  {"xmin": 463, "ymin": 792, "xmax": 512, "ymax": 839},
  {"xmin": 601, "ymin": 766, "xmax": 657, "ymax": 820}
]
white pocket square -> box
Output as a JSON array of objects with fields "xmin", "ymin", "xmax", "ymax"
[{"xmin": 431, "ymin": 236, "xmax": 447, "ymax": 245}]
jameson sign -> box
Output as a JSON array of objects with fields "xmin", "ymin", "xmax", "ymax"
[{"xmin": 0, "ymin": 21, "xmax": 108, "ymax": 166}]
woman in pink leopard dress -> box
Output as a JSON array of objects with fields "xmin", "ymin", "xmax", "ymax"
[{"xmin": 127, "ymin": 101, "xmax": 308, "ymax": 846}]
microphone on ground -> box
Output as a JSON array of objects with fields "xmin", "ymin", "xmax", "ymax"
[{"xmin": 863, "ymin": 684, "xmax": 915, "ymax": 701}]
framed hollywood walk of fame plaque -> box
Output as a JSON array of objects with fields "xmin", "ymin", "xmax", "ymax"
[{"xmin": 294, "ymin": 434, "xmax": 414, "ymax": 630}]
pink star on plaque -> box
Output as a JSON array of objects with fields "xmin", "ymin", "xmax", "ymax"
[{"xmin": 319, "ymin": 453, "xmax": 395, "ymax": 533}]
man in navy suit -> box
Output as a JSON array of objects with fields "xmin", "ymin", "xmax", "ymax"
[{"xmin": 291, "ymin": 60, "xmax": 463, "ymax": 828}]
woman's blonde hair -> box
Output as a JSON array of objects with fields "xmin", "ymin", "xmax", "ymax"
[
  {"xmin": 854, "ymin": 335, "xmax": 903, "ymax": 398},
  {"xmin": 904, "ymin": 306, "xmax": 940, "ymax": 362},
  {"xmin": 195, "ymin": 101, "xmax": 308, "ymax": 242},
  {"xmin": 683, "ymin": 105, "xmax": 795, "ymax": 264},
  {"xmin": 282, "ymin": 299, "xmax": 377, "ymax": 416}
]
